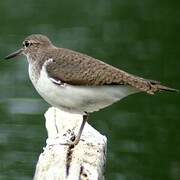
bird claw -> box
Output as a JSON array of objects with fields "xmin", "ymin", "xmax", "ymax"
[{"xmin": 59, "ymin": 135, "xmax": 81, "ymax": 146}]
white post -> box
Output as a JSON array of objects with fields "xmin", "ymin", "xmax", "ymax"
[{"xmin": 33, "ymin": 107, "xmax": 107, "ymax": 180}]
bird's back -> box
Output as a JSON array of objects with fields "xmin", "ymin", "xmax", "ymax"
[{"xmin": 46, "ymin": 47, "xmax": 177, "ymax": 94}]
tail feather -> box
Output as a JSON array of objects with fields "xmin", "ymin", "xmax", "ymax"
[
  {"xmin": 154, "ymin": 84, "xmax": 178, "ymax": 92},
  {"xmin": 147, "ymin": 79, "xmax": 178, "ymax": 94}
]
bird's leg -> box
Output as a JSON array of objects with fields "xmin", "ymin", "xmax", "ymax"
[
  {"xmin": 61, "ymin": 113, "xmax": 88, "ymax": 146},
  {"xmin": 71, "ymin": 113, "xmax": 88, "ymax": 145}
]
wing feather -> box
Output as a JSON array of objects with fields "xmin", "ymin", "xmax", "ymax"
[{"xmin": 45, "ymin": 48, "xmax": 177, "ymax": 94}]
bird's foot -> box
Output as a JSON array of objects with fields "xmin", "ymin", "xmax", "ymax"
[
  {"xmin": 60, "ymin": 134, "xmax": 81, "ymax": 147},
  {"xmin": 60, "ymin": 113, "xmax": 88, "ymax": 146}
]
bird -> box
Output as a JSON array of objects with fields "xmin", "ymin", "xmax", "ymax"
[{"xmin": 5, "ymin": 34, "xmax": 177, "ymax": 145}]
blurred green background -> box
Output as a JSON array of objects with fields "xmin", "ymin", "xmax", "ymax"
[{"xmin": 0, "ymin": 0, "xmax": 179, "ymax": 180}]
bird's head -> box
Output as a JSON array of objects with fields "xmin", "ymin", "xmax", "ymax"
[{"xmin": 5, "ymin": 34, "xmax": 53, "ymax": 60}]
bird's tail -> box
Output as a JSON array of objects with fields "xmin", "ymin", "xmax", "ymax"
[
  {"xmin": 146, "ymin": 79, "xmax": 178, "ymax": 95},
  {"xmin": 119, "ymin": 72, "xmax": 178, "ymax": 95}
]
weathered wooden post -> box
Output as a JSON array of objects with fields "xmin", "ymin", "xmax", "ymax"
[{"xmin": 33, "ymin": 107, "xmax": 107, "ymax": 180}]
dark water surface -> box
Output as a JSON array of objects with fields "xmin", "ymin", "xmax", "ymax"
[{"xmin": 0, "ymin": 1, "xmax": 179, "ymax": 180}]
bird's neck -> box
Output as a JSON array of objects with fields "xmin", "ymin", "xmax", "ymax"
[{"xmin": 27, "ymin": 46, "xmax": 57, "ymax": 83}]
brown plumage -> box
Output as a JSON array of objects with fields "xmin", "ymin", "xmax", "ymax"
[
  {"xmin": 45, "ymin": 47, "xmax": 177, "ymax": 95},
  {"xmin": 5, "ymin": 34, "xmax": 178, "ymax": 95}
]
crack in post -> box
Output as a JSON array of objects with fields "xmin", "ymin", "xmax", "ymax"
[
  {"xmin": 79, "ymin": 165, "xmax": 88, "ymax": 179},
  {"xmin": 66, "ymin": 144, "xmax": 74, "ymax": 176},
  {"xmin": 54, "ymin": 108, "xmax": 59, "ymax": 133}
]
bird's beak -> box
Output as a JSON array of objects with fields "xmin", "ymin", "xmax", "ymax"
[{"xmin": 5, "ymin": 48, "xmax": 24, "ymax": 60}]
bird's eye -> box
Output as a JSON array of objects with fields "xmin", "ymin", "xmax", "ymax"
[{"xmin": 23, "ymin": 40, "xmax": 31, "ymax": 47}]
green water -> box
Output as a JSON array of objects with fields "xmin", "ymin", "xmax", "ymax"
[{"xmin": 0, "ymin": 1, "xmax": 179, "ymax": 180}]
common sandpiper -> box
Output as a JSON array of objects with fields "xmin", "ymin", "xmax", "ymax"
[{"xmin": 5, "ymin": 34, "xmax": 177, "ymax": 145}]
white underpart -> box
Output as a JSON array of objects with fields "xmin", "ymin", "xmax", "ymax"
[{"xmin": 29, "ymin": 58, "xmax": 139, "ymax": 114}]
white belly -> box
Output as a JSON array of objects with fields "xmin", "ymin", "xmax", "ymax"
[{"xmin": 29, "ymin": 65, "xmax": 139, "ymax": 114}]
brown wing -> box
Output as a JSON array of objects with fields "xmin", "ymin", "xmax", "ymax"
[
  {"xmin": 46, "ymin": 48, "xmax": 178, "ymax": 94},
  {"xmin": 46, "ymin": 48, "xmax": 125, "ymax": 85}
]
